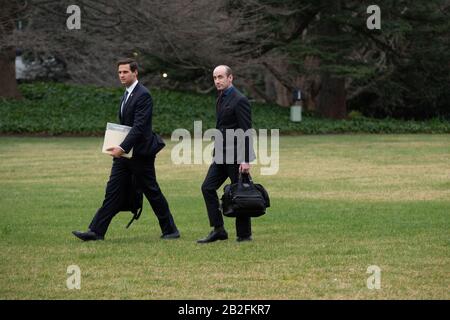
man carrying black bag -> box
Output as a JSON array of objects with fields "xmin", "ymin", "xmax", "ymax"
[{"xmin": 198, "ymin": 65, "xmax": 256, "ymax": 243}]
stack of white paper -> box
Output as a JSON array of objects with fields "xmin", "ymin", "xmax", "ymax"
[{"xmin": 102, "ymin": 123, "xmax": 133, "ymax": 158}]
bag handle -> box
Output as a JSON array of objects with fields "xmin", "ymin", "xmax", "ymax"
[{"xmin": 238, "ymin": 172, "xmax": 254, "ymax": 186}]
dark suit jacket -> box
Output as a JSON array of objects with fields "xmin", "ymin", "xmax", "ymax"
[
  {"xmin": 118, "ymin": 82, "xmax": 156, "ymax": 157},
  {"xmin": 214, "ymin": 87, "xmax": 256, "ymax": 164}
]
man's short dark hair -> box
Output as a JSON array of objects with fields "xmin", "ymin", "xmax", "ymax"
[{"xmin": 117, "ymin": 58, "xmax": 138, "ymax": 72}]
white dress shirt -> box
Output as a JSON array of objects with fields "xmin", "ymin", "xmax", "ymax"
[
  {"xmin": 121, "ymin": 80, "xmax": 139, "ymax": 115},
  {"xmin": 118, "ymin": 80, "xmax": 138, "ymax": 153}
]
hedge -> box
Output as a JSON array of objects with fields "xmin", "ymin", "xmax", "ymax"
[{"xmin": 1, "ymin": 82, "xmax": 449, "ymax": 135}]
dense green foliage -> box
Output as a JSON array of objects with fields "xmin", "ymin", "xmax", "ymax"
[
  {"xmin": 225, "ymin": 0, "xmax": 450, "ymax": 119},
  {"xmin": 0, "ymin": 83, "xmax": 449, "ymax": 135}
]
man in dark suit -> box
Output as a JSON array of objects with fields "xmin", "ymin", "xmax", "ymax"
[
  {"xmin": 72, "ymin": 58, "xmax": 180, "ymax": 241},
  {"xmin": 197, "ymin": 65, "xmax": 255, "ymax": 244}
]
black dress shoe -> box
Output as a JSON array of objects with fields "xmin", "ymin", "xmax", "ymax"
[
  {"xmin": 160, "ymin": 230, "xmax": 180, "ymax": 239},
  {"xmin": 197, "ymin": 229, "xmax": 228, "ymax": 244},
  {"xmin": 236, "ymin": 236, "xmax": 252, "ymax": 242},
  {"xmin": 72, "ymin": 230, "xmax": 104, "ymax": 241}
]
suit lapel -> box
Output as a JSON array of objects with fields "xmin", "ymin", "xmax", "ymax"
[
  {"xmin": 118, "ymin": 98, "xmax": 123, "ymax": 122},
  {"xmin": 119, "ymin": 83, "xmax": 140, "ymax": 121},
  {"xmin": 217, "ymin": 91, "xmax": 236, "ymax": 119},
  {"xmin": 123, "ymin": 86, "xmax": 138, "ymax": 111}
]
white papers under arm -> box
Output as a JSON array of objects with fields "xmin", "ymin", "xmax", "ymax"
[{"xmin": 102, "ymin": 122, "xmax": 133, "ymax": 158}]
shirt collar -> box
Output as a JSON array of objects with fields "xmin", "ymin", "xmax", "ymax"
[
  {"xmin": 126, "ymin": 80, "xmax": 138, "ymax": 94},
  {"xmin": 222, "ymin": 85, "xmax": 234, "ymax": 97}
]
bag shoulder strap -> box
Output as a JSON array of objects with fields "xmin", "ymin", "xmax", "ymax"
[{"xmin": 126, "ymin": 206, "xmax": 143, "ymax": 229}]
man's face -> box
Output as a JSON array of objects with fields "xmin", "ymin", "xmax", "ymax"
[
  {"xmin": 118, "ymin": 64, "xmax": 137, "ymax": 87},
  {"xmin": 213, "ymin": 67, "xmax": 233, "ymax": 91}
]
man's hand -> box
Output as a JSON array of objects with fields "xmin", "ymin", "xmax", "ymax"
[
  {"xmin": 106, "ymin": 146, "xmax": 125, "ymax": 158},
  {"xmin": 239, "ymin": 162, "xmax": 250, "ymax": 174}
]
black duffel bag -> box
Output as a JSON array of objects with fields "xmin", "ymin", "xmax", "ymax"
[{"xmin": 220, "ymin": 173, "xmax": 270, "ymax": 218}]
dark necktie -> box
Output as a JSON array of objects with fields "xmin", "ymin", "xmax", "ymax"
[
  {"xmin": 216, "ymin": 91, "xmax": 224, "ymax": 114},
  {"xmin": 120, "ymin": 90, "xmax": 129, "ymax": 116}
]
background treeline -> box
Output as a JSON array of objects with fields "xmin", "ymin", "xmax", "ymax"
[{"xmin": 1, "ymin": 0, "xmax": 449, "ymax": 121}]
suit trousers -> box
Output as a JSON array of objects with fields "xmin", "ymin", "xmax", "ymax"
[
  {"xmin": 89, "ymin": 156, "xmax": 177, "ymax": 236},
  {"xmin": 201, "ymin": 162, "xmax": 251, "ymax": 238}
]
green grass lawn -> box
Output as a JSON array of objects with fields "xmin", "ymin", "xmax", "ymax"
[{"xmin": 0, "ymin": 135, "xmax": 449, "ymax": 299}]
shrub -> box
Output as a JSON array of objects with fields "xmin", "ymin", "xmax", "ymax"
[{"xmin": 1, "ymin": 82, "xmax": 449, "ymax": 135}]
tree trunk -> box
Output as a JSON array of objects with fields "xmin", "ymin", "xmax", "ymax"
[
  {"xmin": 316, "ymin": 0, "xmax": 346, "ymax": 119},
  {"xmin": 263, "ymin": 63, "xmax": 293, "ymax": 107},
  {"xmin": 0, "ymin": 47, "xmax": 22, "ymax": 99},
  {"xmin": 0, "ymin": 2, "xmax": 22, "ymax": 99},
  {"xmin": 318, "ymin": 73, "xmax": 346, "ymax": 119}
]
